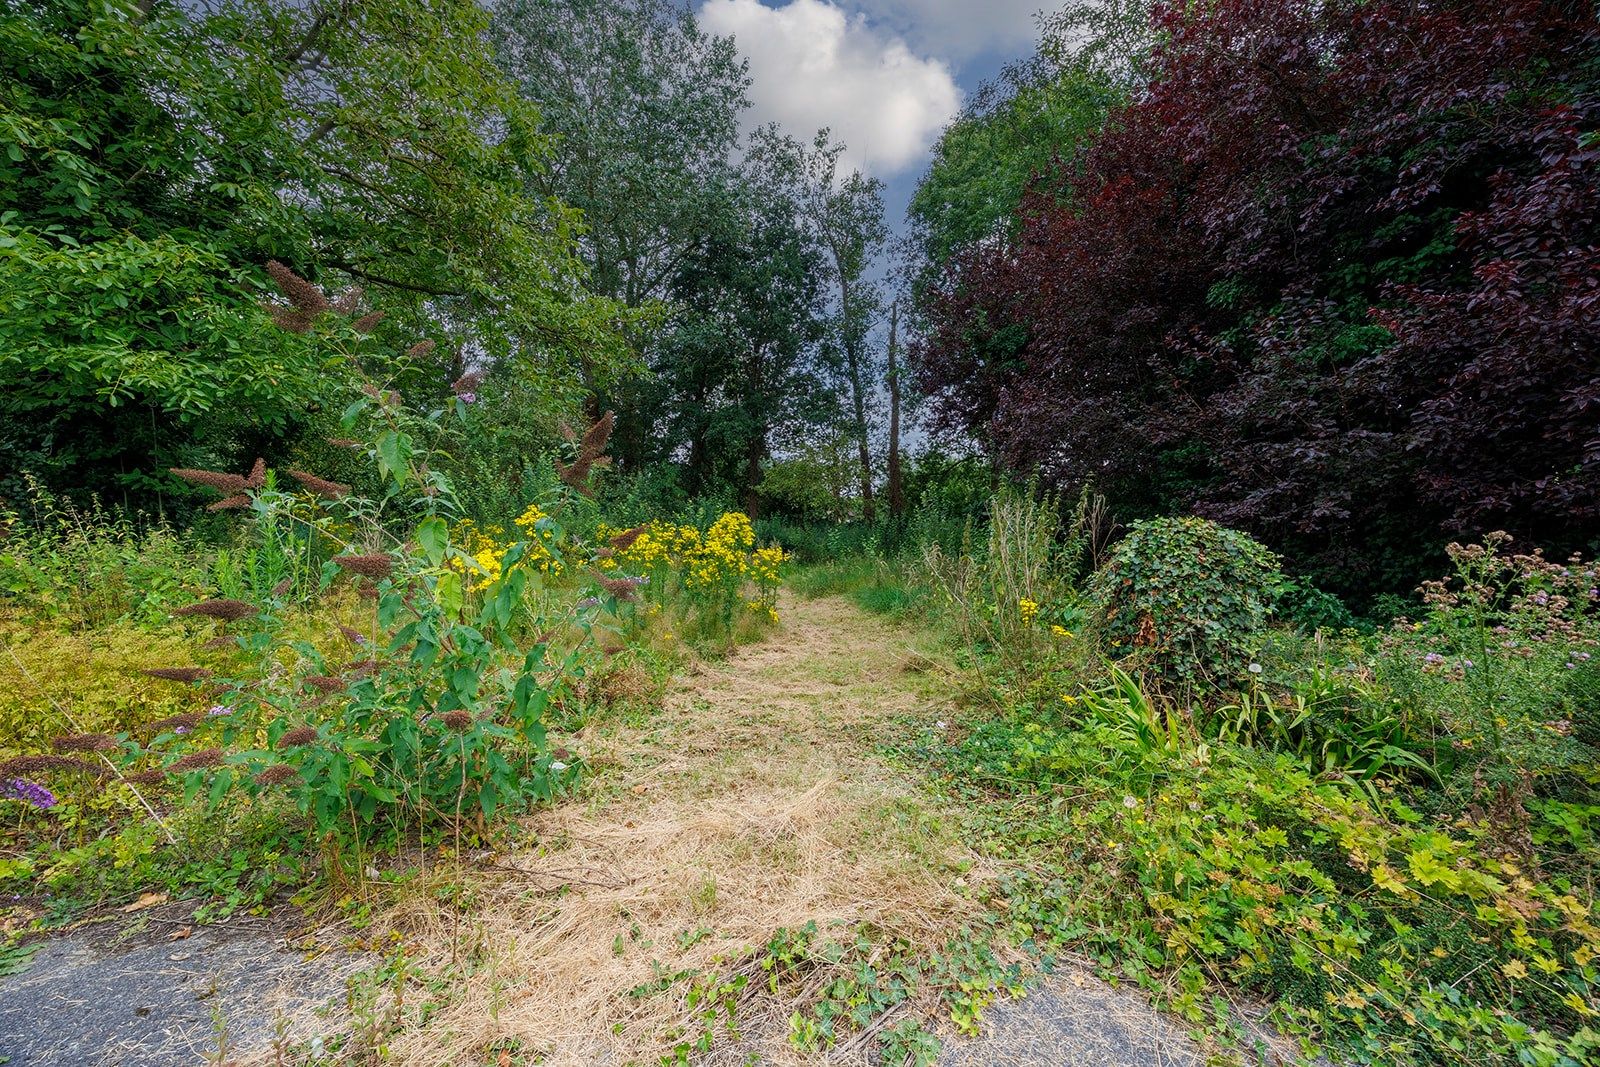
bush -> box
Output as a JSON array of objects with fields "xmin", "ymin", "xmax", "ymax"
[{"xmin": 1087, "ymin": 516, "xmax": 1283, "ymax": 686}]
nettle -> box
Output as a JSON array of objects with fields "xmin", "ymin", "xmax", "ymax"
[{"xmin": 1087, "ymin": 516, "xmax": 1283, "ymax": 686}]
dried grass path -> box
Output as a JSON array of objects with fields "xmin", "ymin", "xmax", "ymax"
[{"xmin": 383, "ymin": 593, "xmax": 1222, "ymax": 1067}]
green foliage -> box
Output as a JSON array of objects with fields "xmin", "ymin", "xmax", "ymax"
[
  {"xmin": 1, "ymin": 0, "xmax": 628, "ymax": 499},
  {"xmin": 1087, "ymin": 516, "xmax": 1284, "ymax": 686}
]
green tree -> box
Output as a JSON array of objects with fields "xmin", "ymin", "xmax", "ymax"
[
  {"xmin": 0, "ymin": 0, "xmax": 624, "ymax": 501},
  {"xmin": 490, "ymin": 0, "xmax": 750, "ymax": 467},
  {"xmin": 791, "ymin": 131, "xmax": 889, "ymax": 523}
]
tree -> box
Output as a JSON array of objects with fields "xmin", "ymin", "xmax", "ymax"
[
  {"xmin": 490, "ymin": 0, "xmax": 750, "ymax": 467},
  {"xmin": 885, "ymin": 300, "xmax": 906, "ymax": 518},
  {"xmin": 916, "ymin": 0, "xmax": 1600, "ymax": 597},
  {"xmin": 0, "ymin": 0, "xmax": 625, "ymax": 501},
  {"xmin": 789, "ymin": 131, "xmax": 889, "ymax": 522}
]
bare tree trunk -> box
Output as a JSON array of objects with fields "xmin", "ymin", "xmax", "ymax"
[{"xmin": 885, "ymin": 300, "xmax": 906, "ymax": 517}]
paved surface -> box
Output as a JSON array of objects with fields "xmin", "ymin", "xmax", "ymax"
[
  {"xmin": 0, "ymin": 905, "xmax": 364, "ymax": 1067},
  {"xmin": 938, "ymin": 966, "xmax": 1301, "ymax": 1067}
]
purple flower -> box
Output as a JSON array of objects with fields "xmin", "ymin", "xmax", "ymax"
[
  {"xmin": 2, "ymin": 779, "xmax": 57, "ymax": 810},
  {"xmin": 1460, "ymin": 659, "xmax": 1474, "ymax": 669},
  {"xmin": 1423, "ymin": 652, "xmax": 1445, "ymax": 664},
  {"xmin": 207, "ymin": 704, "xmax": 232, "ymax": 717},
  {"xmin": 457, "ymin": 392, "xmax": 477, "ymax": 404}
]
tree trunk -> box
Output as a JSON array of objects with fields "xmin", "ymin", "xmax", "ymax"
[
  {"xmin": 885, "ymin": 300, "xmax": 906, "ymax": 517},
  {"xmin": 838, "ymin": 274, "xmax": 875, "ymax": 523}
]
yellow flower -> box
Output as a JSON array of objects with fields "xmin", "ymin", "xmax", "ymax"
[
  {"xmin": 1051, "ymin": 625, "xmax": 1074, "ymax": 639},
  {"xmin": 1501, "ymin": 960, "xmax": 1528, "ymax": 980},
  {"xmin": 1017, "ymin": 598, "xmax": 1039, "ymax": 624}
]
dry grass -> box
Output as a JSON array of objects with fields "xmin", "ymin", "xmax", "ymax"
[{"xmin": 364, "ymin": 595, "xmax": 990, "ymax": 1066}]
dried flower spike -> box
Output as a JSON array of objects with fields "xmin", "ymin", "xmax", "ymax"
[
  {"xmin": 610, "ymin": 525, "xmax": 647, "ymax": 551},
  {"xmin": 143, "ymin": 667, "xmax": 213, "ymax": 683},
  {"xmin": 441, "ymin": 710, "xmax": 473, "ymax": 731},
  {"xmin": 254, "ymin": 764, "xmax": 301, "ymax": 788},
  {"xmin": 170, "ymin": 468, "xmax": 248, "ymax": 495},
  {"xmin": 51, "ymin": 732, "xmax": 119, "ymax": 754},
  {"xmin": 335, "ymin": 554, "xmax": 394, "ymax": 579},
  {"xmin": 173, "ymin": 599, "xmax": 258, "ymax": 622},
  {"xmin": 145, "ymin": 712, "xmax": 204, "ymax": 735},
  {"xmin": 351, "ymin": 311, "xmax": 385, "ymax": 333},
  {"xmin": 265, "ymin": 261, "xmax": 331, "ymax": 316},
  {"xmin": 278, "ymin": 726, "xmax": 318, "ymax": 749},
  {"xmin": 169, "ymin": 748, "xmax": 224, "ymax": 773},
  {"xmin": 406, "ymin": 340, "xmax": 436, "ymax": 359},
  {"xmin": 288, "ymin": 470, "xmax": 350, "ymax": 499},
  {"xmin": 303, "ymin": 675, "xmax": 343, "ymax": 694}
]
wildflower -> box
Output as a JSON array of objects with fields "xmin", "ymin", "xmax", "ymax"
[
  {"xmin": 549, "ymin": 760, "xmax": 569, "ymax": 773},
  {"xmin": 556, "ymin": 411, "xmax": 615, "ymax": 495},
  {"xmin": 935, "ymin": 720, "xmax": 948, "ymax": 730},
  {"xmin": 452, "ymin": 370, "xmax": 485, "ymax": 395},
  {"xmin": 338, "ymin": 625, "xmax": 368, "ymax": 646},
  {"xmin": 208, "ymin": 494, "xmax": 251, "ymax": 512},
  {"xmin": 441, "ymin": 710, "xmax": 473, "ymax": 731},
  {"xmin": 1061, "ymin": 694, "xmax": 1078, "ymax": 705},
  {"xmin": 303, "ymin": 675, "xmax": 343, "ymax": 693},
  {"xmin": 207, "ymin": 704, "xmax": 232, "ymax": 717},
  {"xmin": 457, "ymin": 392, "xmax": 477, "ymax": 404},
  {"xmin": 1247, "ymin": 663, "xmax": 1263, "ymax": 675},
  {"xmin": 1051, "ymin": 625, "xmax": 1073, "ymax": 639},
  {"xmin": 173, "ymin": 599, "xmax": 258, "ymax": 622},
  {"xmin": 1123, "ymin": 795, "xmax": 1140, "ymax": 809},
  {"xmin": 1, "ymin": 779, "xmax": 56, "ymax": 809},
  {"xmin": 288, "ymin": 470, "xmax": 351, "ymax": 499},
  {"xmin": 406, "ymin": 340, "xmax": 436, "ymax": 359},
  {"xmin": 142, "ymin": 667, "xmax": 213, "ymax": 683},
  {"xmin": 351, "ymin": 311, "xmax": 385, "ymax": 334},
  {"xmin": 1017, "ymin": 598, "xmax": 1039, "ymax": 623},
  {"xmin": 278, "ymin": 726, "xmax": 318, "ymax": 749},
  {"xmin": 334, "ymin": 554, "xmax": 394, "ymax": 579},
  {"xmin": 610, "ymin": 525, "xmax": 647, "ymax": 551}
]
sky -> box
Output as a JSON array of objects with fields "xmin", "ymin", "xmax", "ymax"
[{"xmin": 696, "ymin": 0, "xmax": 1051, "ymax": 228}]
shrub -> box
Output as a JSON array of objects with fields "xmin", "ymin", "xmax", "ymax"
[{"xmin": 1087, "ymin": 516, "xmax": 1282, "ymax": 686}]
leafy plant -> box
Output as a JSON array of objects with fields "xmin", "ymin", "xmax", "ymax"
[{"xmin": 1087, "ymin": 516, "xmax": 1283, "ymax": 686}]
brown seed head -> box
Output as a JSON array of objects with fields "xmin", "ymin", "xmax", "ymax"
[
  {"xmin": 331, "ymin": 286, "xmax": 364, "ymax": 316},
  {"xmin": 142, "ymin": 667, "xmax": 213, "ymax": 683},
  {"xmin": 406, "ymin": 340, "xmax": 436, "ymax": 359},
  {"xmin": 327, "ymin": 437, "xmax": 363, "ymax": 449},
  {"xmin": 170, "ymin": 468, "xmax": 248, "ymax": 495},
  {"xmin": 123, "ymin": 769, "xmax": 169, "ymax": 785},
  {"xmin": 278, "ymin": 726, "xmax": 318, "ymax": 749},
  {"xmin": 0, "ymin": 754, "xmax": 109, "ymax": 778},
  {"xmin": 288, "ymin": 470, "xmax": 350, "ymax": 499},
  {"xmin": 337, "ymin": 625, "xmax": 368, "ymax": 646},
  {"xmin": 451, "ymin": 370, "xmax": 485, "ymax": 395},
  {"xmin": 145, "ymin": 713, "xmax": 203, "ymax": 734},
  {"xmin": 271, "ymin": 577, "xmax": 293, "ymax": 598},
  {"xmin": 351, "ymin": 311, "xmax": 385, "ymax": 334},
  {"xmin": 51, "ymin": 732, "xmax": 119, "ymax": 754},
  {"xmin": 268, "ymin": 305, "xmax": 316, "ymax": 334},
  {"xmin": 609, "ymin": 525, "xmax": 647, "ymax": 551},
  {"xmin": 265, "ymin": 261, "xmax": 331, "ymax": 315},
  {"xmin": 440, "ymin": 709, "xmax": 473, "ymax": 731},
  {"xmin": 335, "ymin": 554, "xmax": 394, "ymax": 579},
  {"xmin": 207, "ymin": 494, "xmax": 251, "ymax": 512},
  {"xmin": 303, "ymin": 675, "xmax": 343, "ymax": 694},
  {"xmin": 173, "ymin": 599, "xmax": 259, "ymax": 622},
  {"xmin": 169, "ymin": 748, "xmax": 224, "ymax": 773},
  {"xmin": 254, "ymin": 764, "xmax": 301, "ymax": 788}
]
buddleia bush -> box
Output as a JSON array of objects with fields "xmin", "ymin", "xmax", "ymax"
[{"xmin": 1087, "ymin": 516, "xmax": 1283, "ymax": 686}]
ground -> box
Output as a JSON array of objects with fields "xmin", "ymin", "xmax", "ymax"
[{"xmin": 0, "ymin": 595, "xmax": 1235, "ymax": 1066}]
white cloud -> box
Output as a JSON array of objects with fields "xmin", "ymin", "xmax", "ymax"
[
  {"xmin": 847, "ymin": 0, "xmax": 1047, "ymax": 60},
  {"xmin": 699, "ymin": 0, "xmax": 962, "ymax": 175}
]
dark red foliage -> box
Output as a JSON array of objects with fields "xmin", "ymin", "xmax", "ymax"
[{"xmin": 916, "ymin": 0, "xmax": 1600, "ymax": 594}]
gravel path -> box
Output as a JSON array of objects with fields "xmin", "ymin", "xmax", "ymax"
[{"xmin": 0, "ymin": 904, "xmax": 363, "ymax": 1067}]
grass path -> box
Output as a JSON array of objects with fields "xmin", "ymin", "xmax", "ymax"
[{"xmin": 384, "ymin": 594, "xmax": 988, "ymax": 1065}]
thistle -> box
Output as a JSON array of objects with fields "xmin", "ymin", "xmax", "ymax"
[
  {"xmin": 173, "ymin": 599, "xmax": 259, "ymax": 622},
  {"xmin": 288, "ymin": 470, "xmax": 351, "ymax": 499},
  {"xmin": 335, "ymin": 554, "xmax": 394, "ymax": 579},
  {"xmin": 143, "ymin": 667, "xmax": 213, "ymax": 683}
]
